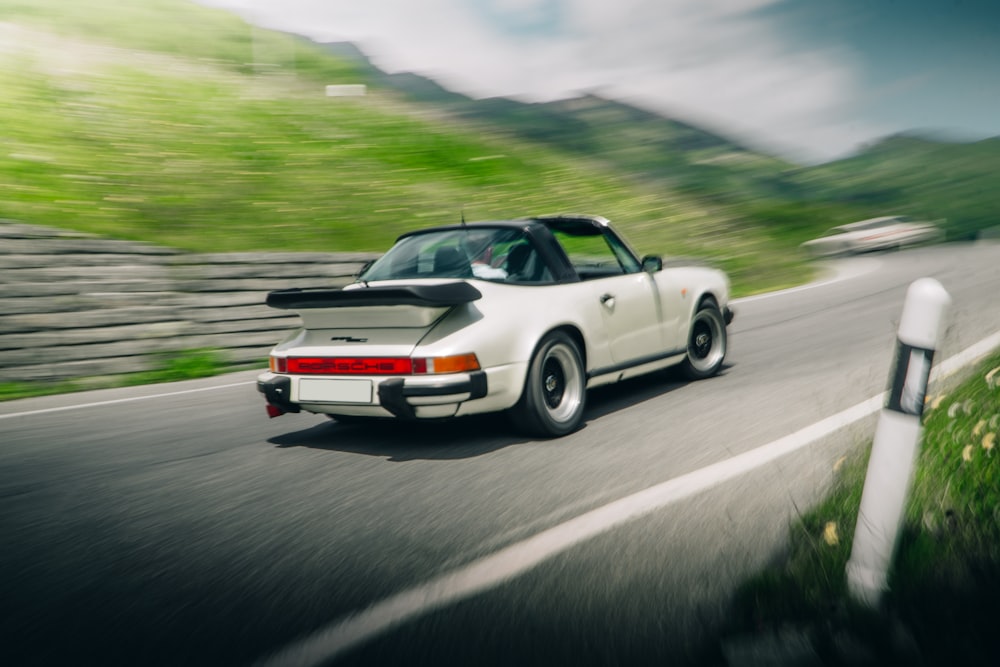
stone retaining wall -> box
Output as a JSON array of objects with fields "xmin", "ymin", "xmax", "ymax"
[{"xmin": 0, "ymin": 221, "xmax": 378, "ymax": 383}]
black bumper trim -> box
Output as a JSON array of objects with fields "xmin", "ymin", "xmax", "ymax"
[
  {"xmin": 588, "ymin": 347, "xmax": 687, "ymax": 380},
  {"xmin": 257, "ymin": 376, "xmax": 300, "ymax": 413},
  {"xmin": 724, "ymin": 306, "xmax": 735, "ymax": 325},
  {"xmin": 377, "ymin": 371, "xmax": 488, "ymax": 419}
]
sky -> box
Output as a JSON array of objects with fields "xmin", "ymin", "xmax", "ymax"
[{"xmin": 195, "ymin": 0, "xmax": 1000, "ymax": 164}]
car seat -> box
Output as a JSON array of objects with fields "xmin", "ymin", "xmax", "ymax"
[
  {"xmin": 433, "ymin": 246, "xmax": 472, "ymax": 277},
  {"xmin": 505, "ymin": 244, "xmax": 537, "ymax": 282}
]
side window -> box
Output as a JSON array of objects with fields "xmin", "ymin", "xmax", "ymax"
[
  {"xmin": 605, "ymin": 231, "xmax": 641, "ymax": 273},
  {"xmin": 553, "ymin": 229, "xmax": 635, "ymax": 279}
]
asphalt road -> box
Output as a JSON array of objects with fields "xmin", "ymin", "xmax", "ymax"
[{"xmin": 2, "ymin": 242, "xmax": 999, "ymax": 667}]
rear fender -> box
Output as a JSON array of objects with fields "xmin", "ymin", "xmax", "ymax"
[{"xmin": 414, "ymin": 283, "xmax": 609, "ymax": 380}]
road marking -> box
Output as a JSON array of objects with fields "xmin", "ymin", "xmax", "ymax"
[
  {"xmin": 256, "ymin": 328, "xmax": 1000, "ymax": 667},
  {"xmin": 934, "ymin": 330, "xmax": 1000, "ymax": 379},
  {"xmin": 0, "ymin": 381, "xmax": 253, "ymax": 420}
]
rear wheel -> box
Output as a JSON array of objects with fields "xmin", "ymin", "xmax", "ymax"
[
  {"xmin": 510, "ymin": 331, "xmax": 586, "ymax": 438},
  {"xmin": 680, "ymin": 300, "xmax": 727, "ymax": 380}
]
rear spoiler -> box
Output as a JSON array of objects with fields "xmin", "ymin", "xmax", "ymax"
[{"xmin": 266, "ymin": 282, "xmax": 483, "ymax": 310}]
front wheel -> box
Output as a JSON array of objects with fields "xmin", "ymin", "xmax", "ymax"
[
  {"xmin": 680, "ymin": 300, "xmax": 727, "ymax": 380},
  {"xmin": 509, "ymin": 331, "xmax": 586, "ymax": 438}
]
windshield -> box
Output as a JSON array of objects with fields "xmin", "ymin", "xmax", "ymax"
[{"xmin": 358, "ymin": 227, "xmax": 552, "ymax": 284}]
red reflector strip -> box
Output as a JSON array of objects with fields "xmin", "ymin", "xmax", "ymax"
[{"xmin": 287, "ymin": 357, "xmax": 413, "ymax": 375}]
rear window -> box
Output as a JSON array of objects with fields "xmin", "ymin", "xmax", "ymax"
[{"xmin": 358, "ymin": 227, "xmax": 552, "ymax": 283}]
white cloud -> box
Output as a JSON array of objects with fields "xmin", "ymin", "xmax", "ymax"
[{"xmin": 197, "ymin": 0, "xmax": 888, "ymax": 162}]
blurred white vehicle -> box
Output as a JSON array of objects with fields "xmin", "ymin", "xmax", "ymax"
[
  {"xmin": 801, "ymin": 216, "xmax": 943, "ymax": 258},
  {"xmin": 258, "ymin": 214, "xmax": 733, "ymax": 438}
]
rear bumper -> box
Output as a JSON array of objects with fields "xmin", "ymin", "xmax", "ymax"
[
  {"xmin": 377, "ymin": 373, "xmax": 488, "ymax": 419},
  {"xmin": 257, "ymin": 371, "xmax": 488, "ymax": 419},
  {"xmin": 257, "ymin": 375, "xmax": 300, "ymax": 414}
]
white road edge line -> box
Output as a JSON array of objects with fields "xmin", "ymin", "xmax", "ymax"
[
  {"xmin": 731, "ymin": 257, "xmax": 881, "ymax": 305},
  {"xmin": 257, "ymin": 329, "xmax": 1000, "ymax": 667},
  {"xmin": 0, "ymin": 381, "xmax": 253, "ymax": 420}
]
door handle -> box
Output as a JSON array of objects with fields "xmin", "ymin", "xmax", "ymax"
[{"xmin": 600, "ymin": 293, "xmax": 615, "ymax": 308}]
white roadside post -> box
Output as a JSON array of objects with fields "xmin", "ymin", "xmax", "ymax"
[{"xmin": 846, "ymin": 278, "xmax": 951, "ymax": 607}]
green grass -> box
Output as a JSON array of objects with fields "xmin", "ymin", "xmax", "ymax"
[
  {"xmin": 727, "ymin": 351, "xmax": 1000, "ymax": 663},
  {"xmin": 0, "ymin": 348, "xmax": 231, "ymax": 402},
  {"xmin": 0, "ymin": 379, "xmax": 87, "ymax": 402},
  {"xmin": 131, "ymin": 347, "xmax": 229, "ymax": 384}
]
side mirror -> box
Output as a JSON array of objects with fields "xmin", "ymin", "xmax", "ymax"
[{"xmin": 641, "ymin": 255, "xmax": 663, "ymax": 273}]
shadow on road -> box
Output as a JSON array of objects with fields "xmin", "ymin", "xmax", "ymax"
[
  {"xmin": 585, "ymin": 363, "xmax": 733, "ymax": 420},
  {"xmin": 268, "ymin": 413, "xmax": 530, "ymax": 461},
  {"xmin": 267, "ymin": 363, "xmax": 735, "ymax": 460}
]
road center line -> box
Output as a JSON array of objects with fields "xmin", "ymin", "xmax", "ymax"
[
  {"xmin": 258, "ymin": 329, "xmax": 1000, "ymax": 667},
  {"xmin": 0, "ymin": 381, "xmax": 253, "ymax": 420}
]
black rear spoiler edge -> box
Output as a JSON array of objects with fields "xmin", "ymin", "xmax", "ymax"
[{"xmin": 266, "ymin": 282, "xmax": 482, "ymax": 310}]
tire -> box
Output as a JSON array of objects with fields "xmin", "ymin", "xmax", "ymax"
[
  {"xmin": 510, "ymin": 331, "xmax": 586, "ymax": 438},
  {"xmin": 680, "ymin": 300, "xmax": 727, "ymax": 380}
]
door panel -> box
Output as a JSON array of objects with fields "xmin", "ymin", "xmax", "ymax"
[
  {"xmin": 650, "ymin": 271, "xmax": 686, "ymax": 351},
  {"xmin": 589, "ymin": 273, "xmax": 662, "ymax": 363}
]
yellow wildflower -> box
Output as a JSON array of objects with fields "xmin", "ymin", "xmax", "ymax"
[
  {"xmin": 823, "ymin": 522, "xmax": 839, "ymax": 546},
  {"xmin": 963, "ymin": 445, "xmax": 974, "ymax": 462},
  {"xmin": 931, "ymin": 395, "xmax": 947, "ymax": 409},
  {"xmin": 833, "ymin": 456, "xmax": 847, "ymax": 473},
  {"xmin": 984, "ymin": 433, "xmax": 996, "ymax": 451},
  {"xmin": 973, "ymin": 420, "xmax": 986, "ymax": 437},
  {"xmin": 986, "ymin": 366, "xmax": 1000, "ymax": 388}
]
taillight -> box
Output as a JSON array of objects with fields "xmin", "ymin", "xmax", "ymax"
[
  {"xmin": 276, "ymin": 354, "xmax": 481, "ymax": 376},
  {"xmin": 287, "ymin": 357, "xmax": 413, "ymax": 375},
  {"xmin": 412, "ymin": 354, "xmax": 481, "ymax": 374}
]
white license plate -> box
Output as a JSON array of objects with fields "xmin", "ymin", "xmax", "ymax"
[{"xmin": 298, "ymin": 378, "xmax": 373, "ymax": 403}]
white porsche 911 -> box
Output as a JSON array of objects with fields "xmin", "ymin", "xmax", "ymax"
[
  {"xmin": 800, "ymin": 215, "xmax": 943, "ymax": 258},
  {"xmin": 258, "ymin": 214, "xmax": 734, "ymax": 437}
]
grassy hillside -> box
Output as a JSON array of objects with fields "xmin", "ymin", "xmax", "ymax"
[
  {"xmin": 0, "ymin": 0, "xmax": 819, "ymax": 296},
  {"xmin": 799, "ymin": 133, "xmax": 1000, "ymax": 241},
  {"xmin": 337, "ymin": 38, "xmax": 1000, "ymax": 250},
  {"xmin": 323, "ymin": 41, "xmax": 960, "ymax": 255},
  {"xmin": 324, "ymin": 42, "xmax": 792, "ymax": 190}
]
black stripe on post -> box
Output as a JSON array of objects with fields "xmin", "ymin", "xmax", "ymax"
[{"xmin": 886, "ymin": 341, "xmax": 935, "ymax": 418}]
